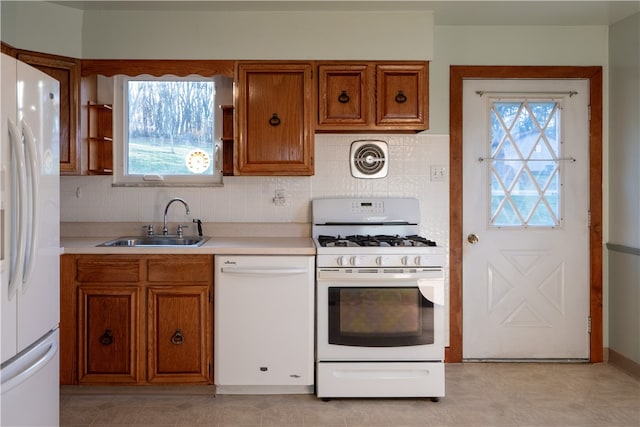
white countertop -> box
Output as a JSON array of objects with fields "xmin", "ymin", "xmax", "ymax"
[{"xmin": 61, "ymin": 236, "xmax": 316, "ymax": 256}]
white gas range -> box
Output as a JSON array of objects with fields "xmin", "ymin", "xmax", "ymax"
[{"xmin": 312, "ymin": 197, "xmax": 446, "ymax": 400}]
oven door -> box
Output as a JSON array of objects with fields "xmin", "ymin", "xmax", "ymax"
[{"xmin": 316, "ymin": 268, "xmax": 445, "ymax": 362}]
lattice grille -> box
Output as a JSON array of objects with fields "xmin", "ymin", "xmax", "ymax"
[{"xmin": 489, "ymin": 99, "xmax": 562, "ymax": 227}]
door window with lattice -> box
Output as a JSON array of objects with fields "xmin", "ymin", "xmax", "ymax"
[{"xmin": 488, "ymin": 98, "xmax": 564, "ymax": 228}]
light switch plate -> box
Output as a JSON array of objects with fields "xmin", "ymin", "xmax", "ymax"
[{"xmin": 430, "ymin": 165, "xmax": 448, "ymax": 182}]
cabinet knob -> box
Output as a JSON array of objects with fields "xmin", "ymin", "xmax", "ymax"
[
  {"xmin": 171, "ymin": 329, "xmax": 185, "ymax": 345},
  {"xmin": 395, "ymin": 90, "xmax": 407, "ymax": 104},
  {"xmin": 338, "ymin": 90, "xmax": 350, "ymax": 103},
  {"xmin": 99, "ymin": 329, "xmax": 113, "ymax": 346},
  {"xmin": 269, "ymin": 113, "xmax": 281, "ymax": 126}
]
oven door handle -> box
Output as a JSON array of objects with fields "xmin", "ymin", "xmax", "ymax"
[{"xmin": 220, "ymin": 267, "xmax": 309, "ymax": 276}]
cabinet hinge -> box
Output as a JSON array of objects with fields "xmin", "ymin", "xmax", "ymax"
[
  {"xmin": 208, "ymin": 362, "xmax": 211, "ymax": 374},
  {"xmin": 588, "ymin": 316, "xmax": 592, "ymax": 334}
]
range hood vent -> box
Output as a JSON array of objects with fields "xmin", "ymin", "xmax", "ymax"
[{"xmin": 350, "ymin": 140, "xmax": 389, "ymax": 179}]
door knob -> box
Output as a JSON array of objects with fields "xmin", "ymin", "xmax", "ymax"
[{"xmin": 467, "ymin": 233, "xmax": 479, "ymax": 244}]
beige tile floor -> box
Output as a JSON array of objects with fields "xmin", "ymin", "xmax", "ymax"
[{"xmin": 60, "ymin": 363, "xmax": 639, "ymax": 427}]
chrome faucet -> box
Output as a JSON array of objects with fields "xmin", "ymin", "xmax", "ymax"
[{"xmin": 163, "ymin": 198, "xmax": 190, "ymax": 236}]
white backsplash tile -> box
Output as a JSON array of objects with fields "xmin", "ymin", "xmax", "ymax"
[{"xmin": 61, "ymin": 134, "xmax": 450, "ymax": 238}]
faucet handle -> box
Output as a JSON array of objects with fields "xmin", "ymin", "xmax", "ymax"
[
  {"xmin": 143, "ymin": 224, "xmax": 155, "ymax": 236},
  {"xmin": 176, "ymin": 224, "xmax": 188, "ymax": 238}
]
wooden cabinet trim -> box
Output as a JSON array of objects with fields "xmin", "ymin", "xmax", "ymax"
[
  {"xmin": 81, "ymin": 59, "xmax": 234, "ymax": 78},
  {"xmin": 60, "ymin": 254, "xmax": 77, "ymax": 385}
]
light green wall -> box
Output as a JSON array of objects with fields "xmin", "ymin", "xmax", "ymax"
[
  {"xmin": 609, "ymin": 13, "xmax": 640, "ymax": 249},
  {"xmin": 608, "ymin": 12, "xmax": 640, "ymax": 366},
  {"xmin": 0, "ymin": 1, "xmax": 83, "ymax": 57},
  {"xmin": 430, "ymin": 25, "xmax": 608, "ymax": 133},
  {"xmin": 80, "ymin": 9, "xmax": 434, "ymax": 60}
]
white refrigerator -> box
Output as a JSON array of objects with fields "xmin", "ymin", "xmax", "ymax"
[{"xmin": 0, "ymin": 53, "xmax": 60, "ymax": 426}]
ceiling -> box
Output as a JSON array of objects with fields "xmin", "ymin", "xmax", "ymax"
[{"xmin": 48, "ymin": 1, "xmax": 640, "ymax": 25}]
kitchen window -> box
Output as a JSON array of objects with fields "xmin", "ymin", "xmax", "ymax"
[{"xmin": 112, "ymin": 74, "xmax": 232, "ymax": 186}]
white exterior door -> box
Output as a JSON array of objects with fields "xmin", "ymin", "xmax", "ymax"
[{"xmin": 462, "ymin": 79, "xmax": 590, "ymax": 360}]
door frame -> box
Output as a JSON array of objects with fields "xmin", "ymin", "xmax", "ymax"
[{"xmin": 448, "ymin": 66, "xmax": 603, "ymax": 363}]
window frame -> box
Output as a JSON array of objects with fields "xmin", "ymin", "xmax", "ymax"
[{"xmin": 112, "ymin": 74, "xmax": 227, "ymax": 187}]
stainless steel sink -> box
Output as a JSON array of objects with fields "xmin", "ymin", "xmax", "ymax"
[{"xmin": 98, "ymin": 236, "xmax": 208, "ymax": 247}]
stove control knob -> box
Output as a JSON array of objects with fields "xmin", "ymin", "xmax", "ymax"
[
  {"xmin": 414, "ymin": 256, "xmax": 422, "ymax": 266},
  {"xmin": 376, "ymin": 256, "xmax": 392, "ymax": 266},
  {"xmin": 401, "ymin": 256, "xmax": 409, "ymax": 266},
  {"xmin": 337, "ymin": 256, "xmax": 347, "ymax": 266},
  {"xmin": 349, "ymin": 256, "xmax": 361, "ymax": 266}
]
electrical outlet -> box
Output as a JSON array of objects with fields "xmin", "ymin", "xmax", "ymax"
[
  {"xmin": 430, "ymin": 165, "xmax": 448, "ymax": 182},
  {"xmin": 273, "ymin": 189, "xmax": 286, "ymax": 206}
]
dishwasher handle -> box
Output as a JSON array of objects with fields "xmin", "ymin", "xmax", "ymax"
[{"xmin": 220, "ymin": 267, "xmax": 309, "ymax": 276}]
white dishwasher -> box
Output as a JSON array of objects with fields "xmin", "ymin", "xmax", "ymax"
[{"xmin": 214, "ymin": 255, "xmax": 314, "ymax": 394}]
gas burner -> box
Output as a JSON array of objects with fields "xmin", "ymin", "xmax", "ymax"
[
  {"xmin": 317, "ymin": 235, "xmax": 360, "ymax": 248},
  {"xmin": 405, "ymin": 235, "xmax": 438, "ymax": 247},
  {"xmin": 345, "ymin": 234, "xmax": 405, "ymax": 247},
  {"xmin": 318, "ymin": 234, "xmax": 437, "ymax": 248}
]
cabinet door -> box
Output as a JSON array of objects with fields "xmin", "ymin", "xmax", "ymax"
[
  {"xmin": 147, "ymin": 286, "xmax": 211, "ymax": 383},
  {"xmin": 77, "ymin": 286, "xmax": 139, "ymax": 383},
  {"xmin": 17, "ymin": 51, "xmax": 81, "ymax": 175},
  {"xmin": 318, "ymin": 64, "xmax": 370, "ymax": 127},
  {"xmin": 236, "ymin": 63, "xmax": 314, "ymax": 175},
  {"xmin": 376, "ymin": 63, "xmax": 428, "ymax": 128}
]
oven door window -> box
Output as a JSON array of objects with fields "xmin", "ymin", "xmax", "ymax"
[{"xmin": 328, "ymin": 287, "xmax": 434, "ymax": 347}]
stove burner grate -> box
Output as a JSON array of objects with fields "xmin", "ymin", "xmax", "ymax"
[{"xmin": 317, "ymin": 234, "xmax": 437, "ymax": 247}]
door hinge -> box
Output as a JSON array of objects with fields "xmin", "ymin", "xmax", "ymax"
[
  {"xmin": 588, "ymin": 316, "xmax": 592, "ymax": 334},
  {"xmin": 588, "ymin": 211, "xmax": 591, "ymax": 227},
  {"xmin": 588, "ymin": 105, "xmax": 591, "ymax": 121}
]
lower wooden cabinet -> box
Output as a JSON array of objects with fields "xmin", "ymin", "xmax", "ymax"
[
  {"xmin": 147, "ymin": 286, "xmax": 210, "ymax": 383},
  {"xmin": 61, "ymin": 254, "xmax": 213, "ymax": 385},
  {"xmin": 78, "ymin": 286, "xmax": 139, "ymax": 384}
]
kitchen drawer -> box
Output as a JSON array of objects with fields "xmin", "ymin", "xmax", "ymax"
[
  {"xmin": 146, "ymin": 256, "xmax": 212, "ymax": 283},
  {"xmin": 76, "ymin": 256, "xmax": 140, "ymax": 282}
]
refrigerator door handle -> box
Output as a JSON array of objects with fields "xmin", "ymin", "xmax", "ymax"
[
  {"xmin": 7, "ymin": 118, "xmax": 26, "ymax": 298},
  {"xmin": 0, "ymin": 332, "xmax": 58, "ymax": 394},
  {"xmin": 20, "ymin": 120, "xmax": 39, "ymax": 292}
]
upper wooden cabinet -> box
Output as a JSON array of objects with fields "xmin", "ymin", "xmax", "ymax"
[
  {"xmin": 317, "ymin": 61, "xmax": 429, "ymax": 132},
  {"xmin": 17, "ymin": 50, "xmax": 81, "ymax": 174},
  {"xmin": 235, "ymin": 62, "xmax": 314, "ymax": 176}
]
